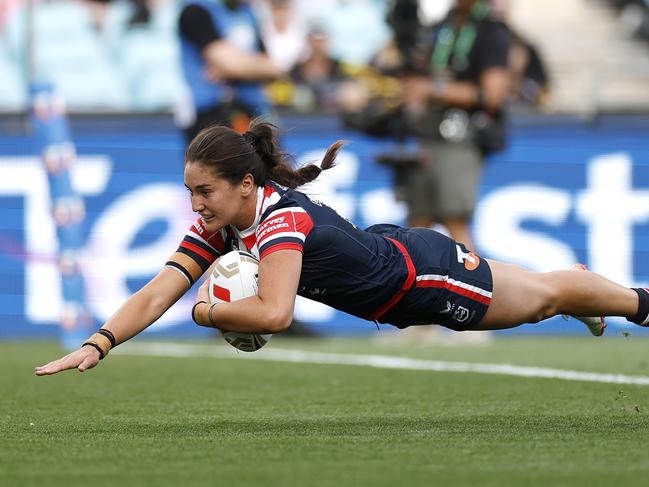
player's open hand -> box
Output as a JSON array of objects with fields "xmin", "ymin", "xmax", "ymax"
[{"xmin": 34, "ymin": 345, "xmax": 101, "ymax": 376}]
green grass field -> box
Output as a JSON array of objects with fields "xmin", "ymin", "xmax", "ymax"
[{"xmin": 3, "ymin": 336, "xmax": 649, "ymax": 487}]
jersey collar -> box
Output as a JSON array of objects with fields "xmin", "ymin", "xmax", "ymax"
[{"xmin": 230, "ymin": 185, "xmax": 265, "ymax": 239}]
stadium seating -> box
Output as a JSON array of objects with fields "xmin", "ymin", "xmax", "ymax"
[
  {"xmin": 112, "ymin": 3, "xmax": 186, "ymax": 111},
  {"xmin": 3, "ymin": 1, "xmax": 131, "ymax": 111},
  {"xmin": 601, "ymin": 0, "xmax": 649, "ymax": 41},
  {"xmin": 509, "ymin": 0, "xmax": 649, "ymax": 112},
  {"xmin": 0, "ymin": 0, "xmax": 647, "ymax": 114},
  {"xmin": 0, "ymin": 42, "xmax": 26, "ymax": 111},
  {"xmin": 319, "ymin": 0, "xmax": 391, "ymax": 65}
]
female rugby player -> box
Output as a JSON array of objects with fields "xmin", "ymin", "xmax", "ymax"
[{"xmin": 36, "ymin": 120, "xmax": 649, "ymax": 375}]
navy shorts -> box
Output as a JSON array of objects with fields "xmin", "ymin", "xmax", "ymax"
[{"xmin": 377, "ymin": 227, "xmax": 493, "ymax": 331}]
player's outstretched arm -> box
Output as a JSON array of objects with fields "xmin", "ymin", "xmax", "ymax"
[{"xmin": 35, "ymin": 267, "xmax": 190, "ymax": 376}]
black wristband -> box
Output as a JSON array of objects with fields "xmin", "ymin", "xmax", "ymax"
[
  {"xmin": 82, "ymin": 342, "xmax": 105, "ymax": 360},
  {"xmin": 97, "ymin": 328, "xmax": 116, "ymax": 348},
  {"xmin": 192, "ymin": 301, "xmax": 207, "ymax": 325}
]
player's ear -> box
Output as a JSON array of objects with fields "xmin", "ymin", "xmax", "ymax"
[{"xmin": 241, "ymin": 173, "xmax": 255, "ymax": 197}]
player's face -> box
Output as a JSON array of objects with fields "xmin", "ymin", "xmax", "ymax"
[{"xmin": 184, "ymin": 162, "xmax": 254, "ymax": 232}]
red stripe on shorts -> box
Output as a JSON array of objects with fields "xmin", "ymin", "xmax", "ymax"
[
  {"xmin": 416, "ymin": 279, "xmax": 491, "ymax": 305},
  {"xmin": 368, "ymin": 238, "xmax": 416, "ymax": 321}
]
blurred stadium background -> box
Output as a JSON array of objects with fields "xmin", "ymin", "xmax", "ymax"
[
  {"xmin": 3, "ymin": 3, "xmax": 649, "ymax": 486},
  {"xmin": 1, "ymin": 0, "xmax": 649, "ymax": 342}
]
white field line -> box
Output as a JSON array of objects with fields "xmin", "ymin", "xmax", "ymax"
[{"xmin": 115, "ymin": 342, "xmax": 649, "ymax": 386}]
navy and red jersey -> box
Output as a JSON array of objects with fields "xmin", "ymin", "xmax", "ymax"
[{"xmin": 166, "ymin": 181, "xmax": 493, "ymax": 330}]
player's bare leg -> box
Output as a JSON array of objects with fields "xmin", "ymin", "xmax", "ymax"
[{"xmin": 473, "ymin": 260, "xmax": 639, "ymax": 331}]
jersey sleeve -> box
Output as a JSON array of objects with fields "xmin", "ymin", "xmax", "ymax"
[
  {"xmin": 256, "ymin": 205, "xmax": 314, "ymax": 259},
  {"xmin": 165, "ymin": 219, "xmax": 226, "ymax": 287}
]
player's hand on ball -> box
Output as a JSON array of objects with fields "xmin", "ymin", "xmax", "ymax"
[
  {"xmin": 196, "ymin": 278, "xmax": 210, "ymax": 306},
  {"xmin": 192, "ymin": 279, "xmax": 214, "ymax": 328},
  {"xmin": 34, "ymin": 345, "xmax": 101, "ymax": 376}
]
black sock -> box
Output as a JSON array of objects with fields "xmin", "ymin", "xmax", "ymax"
[{"xmin": 629, "ymin": 288, "xmax": 649, "ymax": 326}]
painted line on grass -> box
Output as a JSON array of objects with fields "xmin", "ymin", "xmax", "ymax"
[{"xmin": 116, "ymin": 342, "xmax": 649, "ymax": 386}]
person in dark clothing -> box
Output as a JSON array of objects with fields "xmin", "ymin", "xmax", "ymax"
[
  {"xmin": 400, "ymin": 0, "xmax": 511, "ymax": 252},
  {"xmin": 178, "ymin": 0, "xmax": 282, "ymax": 141}
]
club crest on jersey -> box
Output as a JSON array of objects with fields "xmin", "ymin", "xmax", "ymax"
[{"xmin": 224, "ymin": 235, "xmax": 239, "ymax": 251}]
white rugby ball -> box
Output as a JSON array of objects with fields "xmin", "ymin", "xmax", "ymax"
[{"xmin": 209, "ymin": 250, "xmax": 271, "ymax": 352}]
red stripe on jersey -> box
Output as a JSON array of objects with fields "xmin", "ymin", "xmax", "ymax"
[
  {"xmin": 212, "ymin": 283, "xmax": 231, "ymax": 302},
  {"xmin": 257, "ymin": 210, "xmax": 314, "ymax": 248},
  {"xmin": 415, "ymin": 280, "xmax": 445, "ymax": 289},
  {"xmin": 205, "ymin": 233, "xmax": 225, "ymax": 254},
  {"xmin": 260, "ymin": 242, "xmax": 304, "ymax": 259},
  {"xmin": 297, "ymin": 211, "xmax": 314, "ymax": 238},
  {"xmin": 180, "ymin": 241, "xmax": 215, "ymax": 263},
  {"xmin": 368, "ymin": 238, "xmax": 416, "ymax": 321},
  {"xmin": 191, "ymin": 220, "xmax": 225, "ymax": 254},
  {"xmin": 191, "ymin": 220, "xmax": 207, "ymax": 235},
  {"xmin": 263, "ymin": 184, "xmax": 276, "ymax": 200},
  {"xmin": 416, "ymin": 280, "xmax": 491, "ymax": 305},
  {"xmin": 242, "ymin": 233, "xmax": 257, "ymax": 251}
]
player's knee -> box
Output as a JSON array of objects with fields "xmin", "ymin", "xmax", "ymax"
[{"xmin": 529, "ymin": 281, "xmax": 560, "ymax": 323}]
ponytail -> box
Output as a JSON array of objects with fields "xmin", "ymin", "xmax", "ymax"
[
  {"xmin": 185, "ymin": 118, "xmax": 344, "ymax": 189},
  {"xmin": 245, "ymin": 118, "xmax": 344, "ymax": 189}
]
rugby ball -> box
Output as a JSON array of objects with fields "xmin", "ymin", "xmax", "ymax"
[{"xmin": 209, "ymin": 250, "xmax": 271, "ymax": 352}]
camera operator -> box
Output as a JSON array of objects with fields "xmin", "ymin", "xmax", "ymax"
[{"xmin": 400, "ymin": 0, "xmax": 511, "ymax": 251}]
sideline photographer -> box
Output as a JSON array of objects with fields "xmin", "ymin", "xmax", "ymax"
[
  {"xmin": 401, "ymin": 0, "xmax": 510, "ymax": 250},
  {"xmin": 339, "ymin": 0, "xmax": 510, "ymax": 252}
]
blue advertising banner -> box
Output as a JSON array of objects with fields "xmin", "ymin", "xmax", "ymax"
[{"xmin": 1, "ymin": 114, "xmax": 648, "ymax": 338}]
